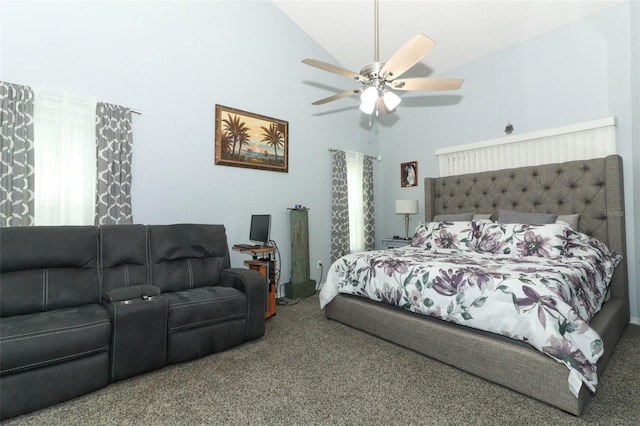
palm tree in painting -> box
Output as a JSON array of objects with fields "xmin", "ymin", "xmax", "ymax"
[
  {"xmin": 235, "ymin": 132, "xmax": 250, "ymax": 160},
  {"xmin": 220, "ymin": 131, "xmax": 233, "ymax": 158},
  {"xmin": 260, "ymin": 123, "xmax": 285, "ymax": 164},
  {"xmin": 222, "ymin": 114, "xmax": 249, "ymax": 160}
]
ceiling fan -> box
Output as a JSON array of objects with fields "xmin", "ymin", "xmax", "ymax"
[{"xmin": 302, "ymin": 0, "xmax": 464, "ymax": 115}]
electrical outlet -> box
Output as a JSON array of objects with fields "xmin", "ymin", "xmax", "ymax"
[{"xmin": 317, "ymin": 261, "xmax": 323, "ymax": 269}]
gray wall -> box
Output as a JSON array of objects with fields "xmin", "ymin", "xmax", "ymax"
[
  {"xmin": 0, "ymin": 0, "xmax": 377, "ymax": 291},
  {"xmin": 377, "ymin": 2, "xmax": 638, "ymax": 321}
]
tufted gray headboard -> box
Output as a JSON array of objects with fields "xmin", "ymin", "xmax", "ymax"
[{"xmin": 424, "ymin": 155, "xmax": 628, "ymax": 312}]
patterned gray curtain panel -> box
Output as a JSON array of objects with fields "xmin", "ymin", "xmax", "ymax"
[
  {"xmin": 95, "ymin": 102, "xmax": 133, "ymax": 225},
  {"xmin": 331, "ymin": 151, "xmax": 350, "ymax": 262},
  {"xmin": 363, "ymin": 157, "xmax": 375, "ymax": 251},
  {"xmin": 1, "ymin": 81, "xmax": 35, "ymax": 227}
]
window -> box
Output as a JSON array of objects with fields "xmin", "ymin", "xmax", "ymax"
[
  {"xmin": 346, "ymin": 151, "xmax": 365, "ymax": 252},
  {"xmin": 33, "ymin": 88, "xmax": 96, "ymax": 225},
  {"xmin": 330, "ymin": 150, "xmax": 375, "ymax": 262}
]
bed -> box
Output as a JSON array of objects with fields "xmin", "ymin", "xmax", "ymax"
[{"xmin": 319, "ymin": 154, "xmax": 629, "ymax": 415}]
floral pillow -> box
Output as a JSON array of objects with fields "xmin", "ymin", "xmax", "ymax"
[
  {"xmin": 411, "ymin": 220, "xmax": 487, "ymax": 251},
  {"xmin": 558, "ymin": 227, "xmax": 623, "ymax": 288},
  {"xmin": 476, "ymin": 222, "xmax": 571, "ymax": 257},
  {"xmin": 561, "ymin": 228, "xmax": 622, "ymax": 264}
]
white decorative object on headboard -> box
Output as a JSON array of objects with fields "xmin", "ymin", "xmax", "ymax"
[{"xmin": 436, "ymin": 116, "xmax": 616, "ymax": 177}]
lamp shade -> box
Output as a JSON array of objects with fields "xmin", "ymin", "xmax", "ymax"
[
  {"xmin": 395, "ymin": 199, "xmax": 419, "ymax": 214},
  {"xmin": 383, "ymin": 90, "xmax": 401, "ymax": 111},
  {"xmin": 359, "ymin": 86, "xmax": 377, "ymax": 114}
]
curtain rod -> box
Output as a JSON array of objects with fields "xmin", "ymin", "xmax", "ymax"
[
  {"xmin": 26, "ymin": 84, "xmax": 142, "ymax": 115},
  {"xmin": 328, "ymin": 148, "xmax": 381, "ymax": 161}
]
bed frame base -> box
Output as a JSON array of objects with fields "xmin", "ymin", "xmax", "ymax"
[{"xmin": 325, "ymin": 294, "xmax": 625, "ymax": 415}]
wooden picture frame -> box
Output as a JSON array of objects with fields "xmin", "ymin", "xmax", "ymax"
[
  {"xmin": 215, "ymin": 104, "xmax": 288, "ymax": 173},
  {"xmin": 401, "ymin": 161, "xmax": 418, "ymax": 187}
]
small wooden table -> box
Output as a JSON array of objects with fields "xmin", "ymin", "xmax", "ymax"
[{"xmin": 232, "ymin": 245, "xmax": 277, "ymax": 319}]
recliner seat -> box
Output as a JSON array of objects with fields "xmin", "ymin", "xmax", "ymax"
[
  {"xmin": 0, "ymin": 226, "xmax": 111, "ymax": 420},
  {"xmin": 148, "ymin": 224, "xmax": 264, "ymax": 364}
]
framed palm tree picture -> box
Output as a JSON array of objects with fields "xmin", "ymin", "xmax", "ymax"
[{"xmin": 215, "ymin": 104, "xmax": 288, "ymax": 172}]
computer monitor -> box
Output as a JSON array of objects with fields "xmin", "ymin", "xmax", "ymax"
[{"xmin": 249, "ymin": 214, "xmax": 271, "ymax": 247}]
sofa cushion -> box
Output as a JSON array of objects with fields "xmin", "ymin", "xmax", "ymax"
[
  {"xmin": 0, "ymin": 226, "xmax": 100, "ymax": 317},
  {"xmin": 99, "ymin": 224, "xmax": 150, "ymax": 292},
  {"xmin": 163, "ymin": 286, "xmax": 246, "ymax": 334},
  {"xmin": 0, "ymin": 304, "xmax": 111, "ymax": 375},
  {"xmin": 148, "ymin": 224, "xmax": 231, "ymax": 292}
]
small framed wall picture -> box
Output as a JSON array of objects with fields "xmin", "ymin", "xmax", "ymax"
[{"xmin": 401, "ymin": 161, "xmax": 418, "ymax": 187}]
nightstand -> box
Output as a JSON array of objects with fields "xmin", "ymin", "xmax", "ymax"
[{"xmin": 380, "ymin": 238, "xmax": 412, "ymax": 249}]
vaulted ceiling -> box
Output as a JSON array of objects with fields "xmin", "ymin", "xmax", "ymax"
[{"xmin": 273, "ymin": 0, "xmax": 622, "ymax": 77}]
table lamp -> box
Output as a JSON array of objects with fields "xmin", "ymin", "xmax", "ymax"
[{"xmin": 395, "ymin": 199, "xmax": 419, "ymax": 240}]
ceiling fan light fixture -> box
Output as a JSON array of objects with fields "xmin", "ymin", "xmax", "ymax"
[
  {"xmin": 382, "ymin": 90, "xmax": 401, "ymax": 111},
  {"xmin": 359, "ymin": 86, "xmax": 378, "ymax": 114},
  {"xmin": 302, "ymin": 0, "xmax": 463, "ymax": 116}
]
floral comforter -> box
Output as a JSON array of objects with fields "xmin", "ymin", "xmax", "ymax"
[{"xmin": 319, "ymin": 224, "xmax": 621, "ymax": 395}]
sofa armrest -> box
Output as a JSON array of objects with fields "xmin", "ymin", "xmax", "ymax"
[
  {"xmin": 102, "ymin": 285, "xmax": 161, "ymax": 303},
  {"xmin": 101, "ymin": 284, "xmax": 167, "ymax": 382},
  {"xmin": 220, "ymin": 268, "xmax": 266, "ymax": 340}
]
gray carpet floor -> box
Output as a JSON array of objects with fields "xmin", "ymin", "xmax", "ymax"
[{"xmin": 4, "ymin": 295, "xmax": 640, "ymax": 425}]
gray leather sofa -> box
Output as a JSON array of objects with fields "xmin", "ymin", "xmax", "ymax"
[{"xmin": 0, "ymin": 224, "xmax": 266, "ymax": 420}]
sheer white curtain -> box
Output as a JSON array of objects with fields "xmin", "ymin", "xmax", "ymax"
[
  {"xmin": 346, "ymin": 151, "xmax": 365, "ymax": 252},
  {"xmin": 33, "ymin": 88, "xmax": 97, "ymax": 225}
]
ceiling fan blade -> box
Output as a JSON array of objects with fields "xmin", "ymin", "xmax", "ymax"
[
  {"xmin": 302, "ymin": 58, "xmax": 367, "ymax": 82},
  {"xmin": 312, "ymin": 89, "xmax": 361, "ymax": 105},
  {"xmin": 390, "ymin": 77, "xmax": 464, "ymax": 91},
  {"xmin": 380, "ymin": 34, "xmax": 435, "ymax": 80}
]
